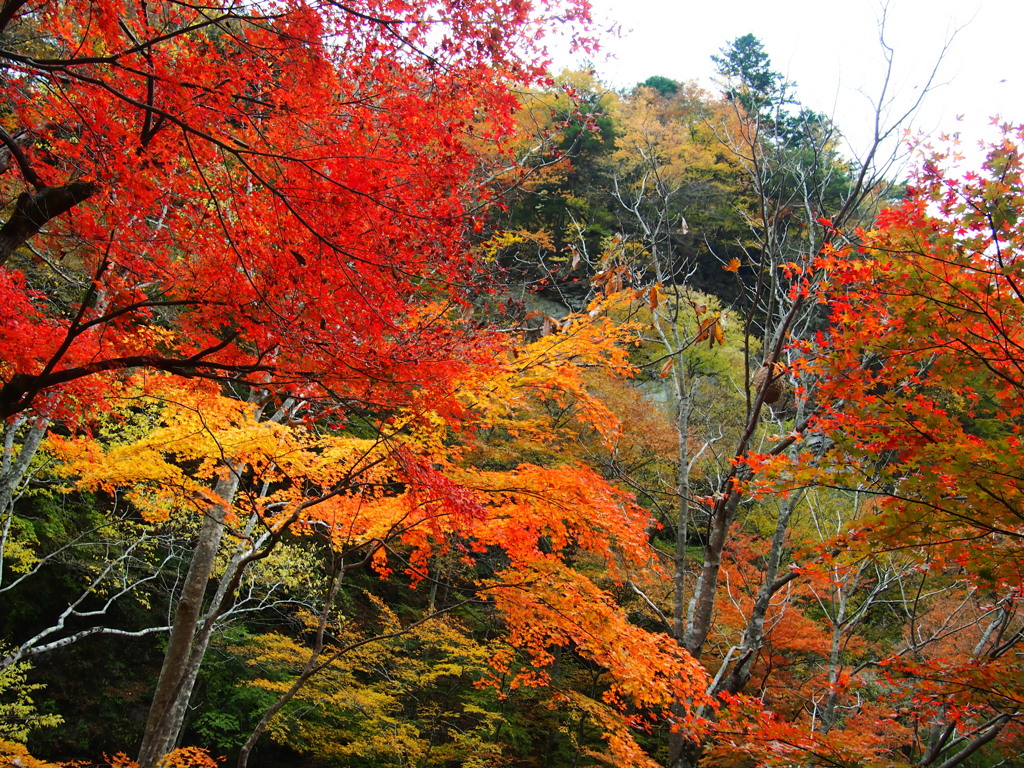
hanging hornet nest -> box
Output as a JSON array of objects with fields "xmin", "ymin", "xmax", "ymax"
[{"xmin": 754, "ymin": 362, "xmax": 784, "ymax": 405}]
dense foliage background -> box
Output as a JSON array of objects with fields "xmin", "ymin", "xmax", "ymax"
[{"xmin": 1, "ymin": 3, "xmax": 1022, "ymax": 767}]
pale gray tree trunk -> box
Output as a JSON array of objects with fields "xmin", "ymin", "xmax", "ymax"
[
  {"xmin": 137, "ymin": 471, "xmax": 240, "ymax": 768},
  {"xmin": 714, "ymin": 492, "xmax": 801, "ymax": 696},
  {"xmin": 0, "ymin": 415, "xmax": 48, "ymax": 581},
  {"xmin": 138, "ymin": 397, "xmax": 302, "ymax": 767}
]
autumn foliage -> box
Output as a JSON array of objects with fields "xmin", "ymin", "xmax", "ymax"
[
  {"xmin": 0, "ymin": 0, "xmax": 717, "ymax": 763},
  {"xmin": 750, "ymin": 126, "xmax": 1024, "ymax": 764},
  {"xmin": 0, "ymin": 0, "xmax": 596, "ymax": 420},
  {"xmin": 813, "ymin": 128, "xmax": 1024, "ymax": 576},
  {"xmin": 6, "ymin": 1, "xmax": 1024, "ymax": 763}
]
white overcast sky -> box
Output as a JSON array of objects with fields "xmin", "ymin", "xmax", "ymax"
[{"xmin": 555, "ymin": 0, "xmax": 1022, "ymax": 166}]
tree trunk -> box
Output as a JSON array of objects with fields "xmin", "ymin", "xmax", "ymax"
[
  {"xmin": 683, "ymin": 488, "xmax": 741, "ymax": 659},
  {"xmin": 668, "ymin": 376, "xmax": 694, "ymax": 766},
  {"xmin": 137, "ymin": 471, "xmax": 240, "ymax": 768},
  {"xmin": 0, "ymin": 416, "xmax": 48, "ymax": 583},
  {"xmin": 716, "ymin": 492, "xmax": 801, "ymax": 695}
]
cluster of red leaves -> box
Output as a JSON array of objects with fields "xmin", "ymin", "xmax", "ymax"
[
  {"xmin": 771, "ymin": 126, "xmax": 1024, "ymax": 759},
  {"xmin": 809, "ymin": 126, "xmax": 1024, "ymax": 578},
  {"xmin": 0, "ymin": 0, "xmax": 594, "ymax": 421}
]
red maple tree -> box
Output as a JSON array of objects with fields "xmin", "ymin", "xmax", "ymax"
[
  {"xmin": 0, "ymin": 0, "xmax": 593, "ymax": 419},
  {"xmin": 787, "ymin": 126, "xmax": 1024, "ymax": 765}
]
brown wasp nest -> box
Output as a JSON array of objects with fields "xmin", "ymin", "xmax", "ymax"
[{"xmin": 754, "ymin": 363, "xmax": 784, "ymax": 405}]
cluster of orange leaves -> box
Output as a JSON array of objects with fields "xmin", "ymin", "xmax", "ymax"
[{"xmin": 0, "ymin": 743, "xmax": 217, "ymax": 768}]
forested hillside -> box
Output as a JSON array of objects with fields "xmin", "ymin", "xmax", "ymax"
[{"xmin": 1, "ymin": 1, "xmax": 1022, "ymax": 767}]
